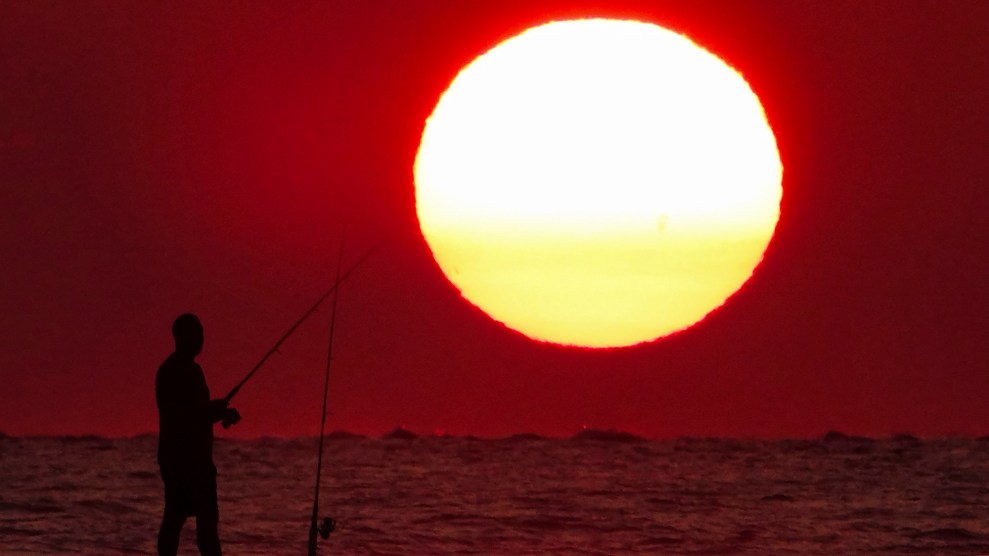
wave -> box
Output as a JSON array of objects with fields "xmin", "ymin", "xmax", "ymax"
[
  {"xmin": 0, "ymin": 500, "xmax": 65, "ymax": 514},
  {"xmin": 822, "ymin": 431, "xmax": 875, "ymax": 443},
  {"xmin": 760, "ymin": 493, "xmax": 795, "ymax": 502},
  {"xmin": 891, "ymin": 433, "xmax": 921, "ymax": 443},
  {"xmin": 572, "ymin": 428, "xmax": 646, "ymax": 443},
  {"xmin": 325, "ymin": 430, "xmax": 366, "ymax": 440},
  {"xmin": 382, "ymin": 427, "xmax": 418, "ymax": 440},
  {"xmin": 637, "ymin": 535, "xmax": 684, "ymax": 547},
  {"xmin": 58, "ymin": 434, "xmax": 110, "ymax": 442},
  {"xmin": 0, "ymin": 525, "xmax": 44, "ymax": 538},
  {"xmin": 502, "ymin": 432, "xmax": 547, "ymax": 441},
  {"xmin": 74, "ymin": 499, "xmax": 141, "ymax": 515},
  {"xmin": 910, "ymin": 527, "xmax": 984, "ymax": 541}
]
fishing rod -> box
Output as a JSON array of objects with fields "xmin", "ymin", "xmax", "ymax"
[
  {"xmin": 307, "ymin": 233, "xmax": 345, "ymax": 555},
  {"xmin": 222, "ymin": 230, "xmax": 398, "ymax": 406}
]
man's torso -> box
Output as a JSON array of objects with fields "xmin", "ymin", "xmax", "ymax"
[{"xmin": 156, "ymin": 353, "xmax": 214, "ymax": 475}]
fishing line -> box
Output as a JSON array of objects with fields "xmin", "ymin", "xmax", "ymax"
[{"xmin": 222, "ymin": 226, "xmax": 406, "ymax": 405}]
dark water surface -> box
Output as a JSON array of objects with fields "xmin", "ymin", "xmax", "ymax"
[{"xmin": 3, "ymin": 433, "xmax": 989, "ymax": 554}]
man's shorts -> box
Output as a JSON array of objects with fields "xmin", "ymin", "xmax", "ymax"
[{"xmin": 161, "ymin": 464, "xmax": 218, "ymax": 517}]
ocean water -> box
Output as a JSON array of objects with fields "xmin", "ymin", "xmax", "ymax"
[{"xmin": 3, "ymin": 432, "xmax": 989, "ymax": 554}]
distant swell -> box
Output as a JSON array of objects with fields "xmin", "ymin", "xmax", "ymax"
[
  {"xmin": 504, "ymin": 433, "xmax": 547, "ymax": 441},
  {"xmin": 382, "ymin": 428, "xmax": 418, "ymax": 440},
  {"xmin": 822, "ymin": 431, "xmax": 874, "ymax": 443},
  {"xmin": 572, "ymin": 428, "xmax": 646, "ymax": 443}
]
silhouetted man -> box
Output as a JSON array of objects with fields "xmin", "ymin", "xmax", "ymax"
[{"xmin": 156, "ymin": 313, "xmax": 240, "ymax": 556}]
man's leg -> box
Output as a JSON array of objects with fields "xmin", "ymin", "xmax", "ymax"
[
  {"xmin": 196, "ymin": 475, "xmax": 222, "ymax": 556},
  {"xmin": 157, "ymin": 509, "xmax": 185, "ymax": 556},
  {"xmin": 195, "ymin": 504, "xmax": 222, "ymax": 556}
]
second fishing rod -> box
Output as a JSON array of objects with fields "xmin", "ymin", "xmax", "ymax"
[{"xmin": 307, "ymin": 230, "xmax": 347, "ymax": 555}]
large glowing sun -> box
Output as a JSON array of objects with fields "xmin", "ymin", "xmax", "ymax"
[{"xmin": 414, "ymin": 19, "xmax": 782, "ymax": 348}]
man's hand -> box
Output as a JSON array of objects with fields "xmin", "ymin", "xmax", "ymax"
[{"xmin": 221, "ymin": 408, "xmax": 241, "ymax": 429}]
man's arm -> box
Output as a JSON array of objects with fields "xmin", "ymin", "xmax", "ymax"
[{"xmin": 207, "ymin": 399, "xmax": 228, "ymax": 423}]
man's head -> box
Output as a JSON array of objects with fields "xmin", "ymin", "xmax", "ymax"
[{"xmin": 172, "ymin": 313, "xmax": 204, "ymax": 357}]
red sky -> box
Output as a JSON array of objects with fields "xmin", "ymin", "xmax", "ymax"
[{"xmin": 2, "ymin": 1, "xmax": 987, "ymax": 439}]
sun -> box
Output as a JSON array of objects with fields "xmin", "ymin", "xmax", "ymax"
[{"xmin": 414, "ymin": 19, "xmax": 782, "ymax": 348}]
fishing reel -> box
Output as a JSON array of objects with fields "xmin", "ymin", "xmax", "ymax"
[
  {"xmin": 317, "ymin": 517, "xmax": 336, "ymax": 539},
  {"xmin": 307, "ymin": 517, "xmax": 337, "ymax": 556},
  {"xmin": 220, "ymin": 408, "xmax": 242, "ymax": 429}
]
